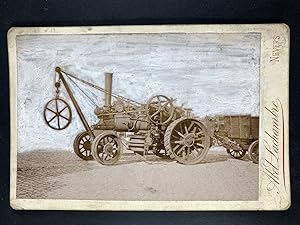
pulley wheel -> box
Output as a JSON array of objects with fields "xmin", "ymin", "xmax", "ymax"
[{"xmin": 44, "ymin": 98, "xmax": 72, "ymax": 130}]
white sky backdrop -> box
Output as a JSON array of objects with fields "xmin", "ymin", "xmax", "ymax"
[{"xmin": 17, "ymin": 33, "xmax": 260, "ymax": 152}]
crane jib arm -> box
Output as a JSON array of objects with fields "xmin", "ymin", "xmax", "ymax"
[{"xmin": 55, "ymin": 67, "xmax": 95, "ymax": 138}]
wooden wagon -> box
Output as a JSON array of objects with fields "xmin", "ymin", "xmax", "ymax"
[{"xmin": 213, "ymin": 115, "xmax": 259, "ymax": 163}]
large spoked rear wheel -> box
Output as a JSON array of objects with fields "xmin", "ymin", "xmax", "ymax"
[
  {"xmin": 91, "ymin": 133, "xmax": 121, "ymax": 165},
  {"xmin": 248, "ymin": 140, "xmax": 259, "ymax": 164},
  {"xmin": 164, "ymin": 118, "xmax": 210, "ymax": 164},
  {"xmin": 73, "ymin": 131, "xmax": 94, "ymax": 160}
]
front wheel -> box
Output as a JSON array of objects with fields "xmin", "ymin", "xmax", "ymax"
[{"xmin": 91, "ymin": 132, "xmax": 121, "ymax": 165}]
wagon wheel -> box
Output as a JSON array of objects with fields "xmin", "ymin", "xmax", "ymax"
[
  {"xmin": 226, "ymin": 148, "xmax": 247, "ymax": 159},
  {"xmin": 44, "ymin": 98, "xmax": 72, "ymax": 130},
  {"xmin": 248, "ymin": 140, "xmax": 259, "ymax": 164},
  {"xmin": 73, "ymin": 131, "xmax": 94, "ymax": 160},
  {"xmin": 146, "ymin": 95, "xmax": 174, "ymax": 125},
  {"xmin": 91, "ymin": 133, "xmax": 121, "ymax": 165},
  {"xmin": 164, "ymin": 118, "xmax": 210, "ymax": 164}
]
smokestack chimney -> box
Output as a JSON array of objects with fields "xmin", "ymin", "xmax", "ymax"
[{"xmin": 104, "ymin": 72, "xmax": 113, "ymax": 106}]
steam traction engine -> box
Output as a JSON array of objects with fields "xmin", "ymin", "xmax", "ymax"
[{"xmin": 44, "ymin": 67, "xmax": 259, "ymax": 165}]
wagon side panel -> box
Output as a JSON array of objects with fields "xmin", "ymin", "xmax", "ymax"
[
  {"xmin": 225, "ymin": 115, "xmax": 253, "ymax": 139},
  {"xmin": 227, "ymin": 116, "xmax": 239, "ymax": 138},
  {"xmin": 239, "ymin": 116, "xmax": 251, "ymax": 139},
  {"xmin": 250, "ymin": 116, "xmax": 259, "ymax": 139}
]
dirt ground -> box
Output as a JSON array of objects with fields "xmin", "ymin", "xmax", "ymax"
[{"xmin": 16, "ymin": 149, "xmax": 258, "ymax": 201}]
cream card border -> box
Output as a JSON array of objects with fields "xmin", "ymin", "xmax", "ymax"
[{"xmin": 8, "ymin": 24, "xmax": 290, "ymax": 211}]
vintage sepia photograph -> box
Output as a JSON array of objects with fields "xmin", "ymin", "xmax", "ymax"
[{"xmin": 9, "ymin": 25, "xmax": 290, "ymax": 210}]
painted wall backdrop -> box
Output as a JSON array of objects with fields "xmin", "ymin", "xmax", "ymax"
[{"xmin": 17, "ymin": 33, "xmax": 260, "ymax": 152}]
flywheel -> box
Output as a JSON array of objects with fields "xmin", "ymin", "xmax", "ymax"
[{"xmin": 146, "ymin": 95, "xmax": 175, "ymax": 125}]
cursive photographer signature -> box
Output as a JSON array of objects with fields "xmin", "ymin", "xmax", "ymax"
[{"xmin": 263, "ymin": 99, "xmax": 286, "ymax": 195}]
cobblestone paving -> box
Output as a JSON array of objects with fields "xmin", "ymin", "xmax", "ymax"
[
  {"xmin": 16, "ymin": 150, "xmax": 166, "ymax": 199},
  {"xmin": 16, "ymin": 150, "xmax": 94, "ymax": 199},
  {"xmin": 16, "ymin": 149, "xmax": 257, "ymax": 200}
]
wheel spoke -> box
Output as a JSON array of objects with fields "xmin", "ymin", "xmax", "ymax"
[
  {"xmin": 59, "ymin": 105, "xmax": 68, "ymax": 113},
  {"xmin": 182, "ymin": 151, "xmax": 187, "ymax": 160},
  {"xmin": 192, "ymin": 127, "xmax": 197, "ymax": 134},
  {"xmin": 177, "ymin": 145, "xmax": 186, "ymax": 155},
  {"xmin": 59, "ymin": 114, "xmax": 70, "ymax": 121},
  {"xmin": 194, "ymin": 147, "xmax": 202, "ymax": 153},
  {"xmin": 173, "ymin": 144, "xmax": 180, "ymax": 151},
  {"xmin": 179, "ymin": 123, "xmax": 184, "ymax": 134},
  {"xmin": 150, "ymin": 110, "xmax": 160, "ymax": 118},
  {"xmin": 157, "ymin": 96, "xmax": 161, "ymax": 105},
  {"xmin": 195, "ymin": 131, "xmax": 203, "ymax": 136},
  {"xmin": 187, "ymin": 147, "xmax": 191, "ymax": 155},
  {"xmin": 188, "ymin": 121, "xmax": 195, "ymax": 131},
  {"xmin": 195, "ymin": 137, "xmax": 204, "ymax": 141},
  {"xmin": 171, "ymin": 134, "xmax": 180, "ymax": 139},
  {"xmin": 57, "ymin": 115, "xmax": 60, "ymax": 129},
  {"xmin": 109, "ymin": 137, "xmax": 114, "ymax": 144},
  {"xmin": 47, "ymin": 114, "xmax": 57, "ymax": 123},
  {"xmin": 101, "ymin": 153, "xmax": 106, "ymax": 159},
  {"xmin": 162, "ymin": 101, "xmax": 170, "ymax": 108},
  {"xmin": 175, "ymin": 130, "xmax": 185, "ymax": 138},
  {"xmin": 195, "ymin": 143, "xmax": 204, "ymax": 148},
  {"xmin": 191, "ymin": 150, "xmax": 197, "ymax": 158},
  {"xmin": 184, "ymin": 125, "xmax": 189, "ymax": 134},
  {"xmin": 55, "ymin": 98, "xmax": 59, "ymax": 114},
  {"xmin": 54, "ymin": 99, "xmax": 61, "ymax": 128},
  {"xmin": 46, "ymin": 107, "xmax": 57, "ymax": 115}
]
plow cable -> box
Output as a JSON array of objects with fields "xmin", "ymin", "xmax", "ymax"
[{"xmin": 61, "ymin": 70, "xmax": 142, "ymax": 107}]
